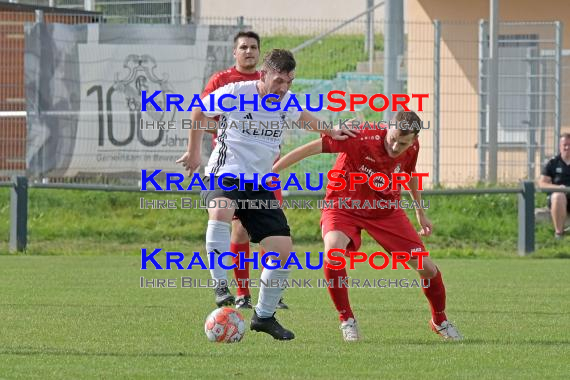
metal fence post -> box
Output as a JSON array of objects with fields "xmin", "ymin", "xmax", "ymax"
[
  {"xmin": 171, "ymin": 0, "xmax": 180, "ymax": 25},
  {"xmin": 487, "ymin": 0, "xmax": 499, "ymax": 184},
  {"xmin": 368, "ymin": 0, "xmax": 375, "ymax": 73},
  {"xmin": 10, "ymin": 176, "xmax": 28, "ymax": 253},
  {"xmin": 478, "ymin": 19, "xmax": 488, "ymax": 182},
  {"xmin": 365, "ymin": 0, "xmax": 373, "ymax": 52},
  {"xmin": 527, "ymin": 47, "xmax": 539, "ymax": 180},
  {"xmin": 554, "ymin": 21, "xmax": 562, "ymax": 150},
  {"xmin": 433, "ymin": 20, "xmax": 441, "ymax": 187},
  {"xmin": 383, "ymin": 0, "xmax": 404, "ymax": 120},
  {"xmin": 84, "ymin": 0, "xmax": 94, "ymax": 12},
  {"xmin": 518, "ymin": 180, "xmax": 535, "ymax": 255}
]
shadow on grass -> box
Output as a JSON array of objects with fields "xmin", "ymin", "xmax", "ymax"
[
  {"xmin": 1, "ymin": 304, "xmax": 568, "ymax": 318},
  {"xmin": 378, "ymin": 338, "xmax": 570, "ymax": 346},
  {"xmin": 2, "ymin": 338, "xmax": 570, "ymax": 357},
  {"xmin": 0, "ymin": 346, "xmax": 192, "ymax": 357}
]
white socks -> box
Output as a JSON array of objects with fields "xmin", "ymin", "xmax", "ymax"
[
  {"xmin": 205, "ymin": 220, "xmax": 231, "ymax": 281},
  {"xmin": 255, "ymin": 266, "xmax": 291, "ymax": 318}
]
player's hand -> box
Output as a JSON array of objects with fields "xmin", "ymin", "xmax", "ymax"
[
  {"xmin": 329, "ymin": 127, "xmax": 359, "ymax": 140},
  {"xmin": 176, "ymin": 151, "xmax": 201, "ymax": 176},
  {"xmin": 329, "ymin": 119, "xmax": 360, "ymax": 140},
  {"xmin": 417, "ymin": 213, "xmax": 433, "ymax": 237}
]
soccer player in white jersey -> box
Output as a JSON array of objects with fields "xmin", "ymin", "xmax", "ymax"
[{"xmin": 177, "ymin": 49, "xmax": 357, "ymax": 340}]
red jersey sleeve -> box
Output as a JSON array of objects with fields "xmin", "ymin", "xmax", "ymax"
[
  {"xmin": 201, "ymin": 74, "xmax": 220, "ymax": 98},
  {"xmin": 322, "ymin": 135, "xmax": 360, "ymax": 154}
]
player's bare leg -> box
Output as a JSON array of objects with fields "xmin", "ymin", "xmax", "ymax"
[
  {"xmin": 323, "ymin": 231, "xmax": 361, "ymax": 342},
  {"xmin": 230, "ymin": 220, "xmax": 253, "ymax": 308},
  {"xmin": 207, "ymin": 200, "xmax": 236, "ymax": 307},
  {"xmin": 250, "ymin": 236, "xmax": 294, "ymax": 340},
  {"xmin": 550, "ymin": 192, "xmax": 568, "ymax": 238},
  {"xmin": 407, "ymin": 256, "xmax": 463, "ymax": 341}
]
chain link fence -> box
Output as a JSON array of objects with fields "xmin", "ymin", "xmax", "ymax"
[{"xmin": 0, "ymin": 7, "xmax": 567, "ymax": 187}]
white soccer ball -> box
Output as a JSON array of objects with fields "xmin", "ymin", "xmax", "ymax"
[{"xmin": 204, "ymin": 307, "xmax": 246, "ymax": 343}]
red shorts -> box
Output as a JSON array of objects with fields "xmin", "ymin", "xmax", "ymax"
[{"xmin": 320, "ymin": 208, "xmax": 425, "ymax": 254}]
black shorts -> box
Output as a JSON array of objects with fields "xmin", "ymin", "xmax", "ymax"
[
  {"xmin": 201, "ymin": 176, "xmax": 290, "ymax": 244},
  {"xmin": 547, "ymin": 193, "xmax": 570, "ymax": 212}
]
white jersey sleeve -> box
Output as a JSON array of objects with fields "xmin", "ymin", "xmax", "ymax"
[{"xmin": 202, "ymin": 82, "xmax": 238, "ymax": 118}]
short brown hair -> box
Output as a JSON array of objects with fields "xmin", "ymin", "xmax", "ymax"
[
  {"xmin": 262, "ymin": 49, "xmax": 296, "ymax": 74},
  {"xmin": 561, "ymin": 132, "xmax": 570, "ymax": 140},
  {"xmin": 394, "ymin": 110, "xmax": 422, "ymax": 136},
  {"xmin": 234, "ymin": 31, "xmax": 260, "ymax": 48}
]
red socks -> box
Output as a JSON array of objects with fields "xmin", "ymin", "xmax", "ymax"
[
  {"xmin": 323, "ymin": 266, "xmax": 354, "ymax": 322},
  {"xmin": 323, "ymin": 263, "xmax": 447, "ymax": 325},
  {"xmin": 421, "ymin": 269, "xmax": 447, "ymax": 325},
  {"xmin": 230, "ymin": 242, "xmax": 250, "ymax": 297}
]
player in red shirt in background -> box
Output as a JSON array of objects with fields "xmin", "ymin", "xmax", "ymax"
[
  {"xmin": 273, "ymin": 111, "xmax": 463, "ymax": 342},
  {"xmin": 199, "ymin": 31, "xmax": 287, "ymax": 310}
]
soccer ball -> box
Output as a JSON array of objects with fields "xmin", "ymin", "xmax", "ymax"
[{"xmin": 204, "ymin": 307, "xmax": 246, "ymax": 343}]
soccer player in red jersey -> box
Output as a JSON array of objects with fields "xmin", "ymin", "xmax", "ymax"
[
  {"xmin": 197, "ymin": 31, "xmax": 287, "ymax": 310},
  {"xmin": 273, "ymin": 111, "xmax": 463, "ymax": 341}
]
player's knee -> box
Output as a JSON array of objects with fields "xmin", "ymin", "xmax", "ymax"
[
  {"xmin": 261, "ymin": 236, "xmax": 293, "ymax": 260},
  {"xmin": 323, "ymin": 246, "xmax": 348, "ymax": 264},
  {"xmin": 231, "ymin": 220, "xmax": 249, "ymax": 243},
  {"xmin": 207, "ymin": 199, "xmax": 234, "ymax": 222},
  {"xmin": 411, "ymin": 256, "xmax": 438, "ymax": 277},
  {"xmin": 551, "ymin": 192, "xmax": 566, "ymax": 205},
  {"xmin": 323, "ymin": 232, "xmax": 350, "ymax": 251}
]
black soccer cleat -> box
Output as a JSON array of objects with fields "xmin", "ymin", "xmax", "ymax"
[
  {"xmin": 276, "ymin": 297, "xmax": 289, "ymax": 310},
  {"xmin": 235, "ymin": 295, "xmax": 253, "ymax": 309},
  {"xmin": 214, "ymin": 286, "xmax": 235, "ymax": 307},
  {"xmin": 250, "ymin": 310, "xmax": 295, "ymax": 340}
]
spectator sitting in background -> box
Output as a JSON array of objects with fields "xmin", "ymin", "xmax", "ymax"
[{"xmin": 538, "ymin": 133, "xmax": 570, "ymax": 239}]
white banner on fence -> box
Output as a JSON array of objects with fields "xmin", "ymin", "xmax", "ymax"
[{"xmin": 25, "ymin": 23, "xmax": 238, "ymax": 177}]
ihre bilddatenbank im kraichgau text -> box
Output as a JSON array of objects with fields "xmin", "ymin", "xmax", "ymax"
[{"xmin": 138, "ymin": 169, "xmax": 431, "ymax": 211}]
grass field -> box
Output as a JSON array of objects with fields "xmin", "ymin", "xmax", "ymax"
[
  {"xmin": 1, "ymin": 189, "xmax": 569, "ymax": 378},
  {"xmin": 0, "ymin": 189, "xmax": 568, "ymax": 257},
  {"xmin": 261, "ymin": 35, "xmax": 383, "ymax": 79},
  {"xmin": 0, "ymin": 256, "xmax": 569, "ymax": 379}
]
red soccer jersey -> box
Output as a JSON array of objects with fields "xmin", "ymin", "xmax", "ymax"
[
  {"xmin": 201, "ymin": 66, "xmax": 261, "ymax": 98},
  {"xmin": 321, "ymin": 127, "xmax": 419, "ymax": 217}
]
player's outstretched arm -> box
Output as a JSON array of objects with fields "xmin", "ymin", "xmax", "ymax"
[
  {"xmin": 176, "ymin": 107, "xmax": 215, "ymax": 176},
  {"xmin": 298, "ymin": 111, "xmax": 359, "ymax": 140},
  {"xmin": 273, "ymin": 139, "xmax": 323, "ymax": 172},
  {"xmin": 538, "ymin": 174, "xmax": 566, "ymax": 190}
]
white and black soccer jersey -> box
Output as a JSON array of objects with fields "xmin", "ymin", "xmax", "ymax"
[{"xmin": 202, "ymin": 80, "xmax": 301, "ymax": 181}]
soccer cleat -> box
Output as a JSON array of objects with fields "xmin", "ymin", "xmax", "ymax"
[
  {"xmin": 214, "ymin": 286, "xmax": 235, "ymax": 307},
  {"xmin": 235, "ymin": 295, "xmax": 253, "ymax": 309},
  {"xmin": 554, "ymin": 232, "xmax": 564, "ymax": 240},
  {"xmin": 250, "ymin": 311, "xmax": 295, "ymax": 340},
  {"xmin": 276, "ymin": 297, "xmax": 289, "ymax": 309},
  {"xmin": 339, "ymin": 318, "xmax": 361, "ymax": 342},
  {"xmin": 430, "ymin": 319, "xmax": 463, "ymax": 341}
]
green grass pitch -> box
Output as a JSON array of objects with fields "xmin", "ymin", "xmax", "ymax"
[{"xmin": 0, "ymin": 256, "xmax": 569, "ymax": 379}]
